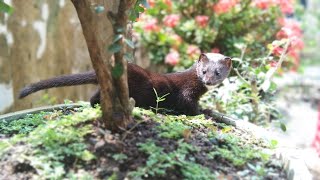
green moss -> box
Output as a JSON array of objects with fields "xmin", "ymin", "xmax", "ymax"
[
  {"xmin": 0, "ymin": 106, "xmax": 101, "ymax": 179},
  {"xmin": 135, "ymin": 107, "xmax": 273, "ymax": 173},
  {"xmin": 0, "ymin": 111, "xmax": 53, "ymax": 135},
  {"xmin": 157, "ymin": 121, "xmax": 191, "ymax": 139},
  {"xmin": 1, "ymin": 106, "xmax": 279, "ymax": 179},
  {"xmin": 208, "ymin": 133, "xmax": 270, "ymax": 167},
  {"xmin": 128, "ymin": 139, "xmax": 215, "ymax": 180},
  {"xmin": 112, "ymin": 153, "xmax": 128, "ymax": 162}
]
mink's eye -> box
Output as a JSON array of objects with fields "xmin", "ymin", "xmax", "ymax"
[
  {"xmin": 215, "ymin": 70, "xmax": 220, "ymax": 76},
  {"xmin": 202, "ymin": 70, "xmax": 207, "ymax": 74}
]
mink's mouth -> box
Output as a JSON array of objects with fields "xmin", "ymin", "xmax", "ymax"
[{"xmin": 204, "ymin": 79, "xmax": 223, "ymax": 86}]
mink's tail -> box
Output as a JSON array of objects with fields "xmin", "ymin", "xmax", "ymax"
[{"xmin": 19, "ymin": 71, "xmax": 97, "ymax": 98}]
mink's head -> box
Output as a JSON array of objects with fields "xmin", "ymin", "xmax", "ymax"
[{"xmin": 196, "ymin": 53, "xmax": 232, "ymax": 86}]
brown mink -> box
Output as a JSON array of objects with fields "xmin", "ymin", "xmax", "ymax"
[{"xmin": 19, "ymin": 53, "xmax": 232, "ymax": 115}]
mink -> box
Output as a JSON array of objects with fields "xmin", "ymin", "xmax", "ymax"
[{"xmin": 19, "ymin": 53, "xmax": 232, "ymax": 115}]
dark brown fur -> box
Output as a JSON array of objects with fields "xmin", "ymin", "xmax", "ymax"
[{"xmin": 19, "ymin": 53, "xmax": 232, "ymax": 115}]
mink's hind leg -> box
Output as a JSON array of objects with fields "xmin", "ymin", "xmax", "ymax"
[{"xmin": 90, "ymin": 89, "xmax": 100, "ymax": 107}]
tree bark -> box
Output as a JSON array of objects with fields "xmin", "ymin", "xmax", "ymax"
[{"xmin": 71, "ymin": 0, "xmax": 132, "ymax": 130}]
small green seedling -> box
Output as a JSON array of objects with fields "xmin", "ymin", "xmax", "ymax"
[{"xmin": 151, "ymin": 88, "xmax": 170, "ymax": 114}]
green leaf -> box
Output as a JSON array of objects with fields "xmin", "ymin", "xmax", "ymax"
[
  {"xmin": 0, "ymin": 1, "xmax": 13, "ymax": 14},
  {"xmin": 280, "ymin": 123, "xmax": 286, "ymax": 132},
  {"xmin": 135, "ymin": 5, "xmax": 145, "ymax": 13},
  {"xmin": 269, "ymin": 139, "xmax": 278, "ymax": 149},
  {"xmin": 116, "ymin": 28, "xmax": 124, "ymax": 33},
  {"xmin": 124, "ymin": 53, "xmax": 134, "ymax": 61},
  {"xmin": 113, "ymin": 34, "xmax": 123, "ymax": 43},
  {"xmin": 124, "ymin": 38, "xmax": 135, "ymax": 49},
  {"xmin": 129, "ymin": 13, "xmax": 138, "ymax": 21},
  {"xmin": 112, "ymin": 62, "xmax": 124, "ymax": 78},
  {"xmin": 158, "ymin": 98, "xmax": 166, "ymax": 102},
  {"xmin": 81, "ymin": 150, "xmax": 95, "ymax": 161},
  {"xmin": 108, "ymin": 43, "xmax": 122, "ymax": 53},
  {"xmin": 269, "ymin": 81, "xmax": 277, "ymax": 92}
]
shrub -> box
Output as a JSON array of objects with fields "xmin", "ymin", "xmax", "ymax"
[
  {"xmin": 134, "ymin": 0, "xmax": 304, "ymax": 124},
  {"xmin": 134, "ymin": 0, "xmax": 303, "ymax": 71}
]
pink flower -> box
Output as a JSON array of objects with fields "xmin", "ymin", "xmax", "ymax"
[
  {"xmin": 269, "ymin": 60, "xmax": 277, "ymax": 67},
  {"xmin": 143, "ymin": 18, "xmax": 159, "ymax": 32},
  {"xmin": 253, "ymin": 0, "xmax": 276, "ymax": 10},
  {"xmin": 195, "ymin": 15, "xmax": 209, "ymax": 27},
  {"xmin": 163, "ymin": 0, "xmax": 172, "ymax": 8},
  {"xmin": 276, "ymin": 27, "xmax": 293, "ymax": 39},
  {"xmin": 165, "ymin": 50, "xmax": 180, "ymax": 66},
  {"xmin": 171, "ymin": 34, "xmax": 183, "ymax": 49},
  {"xmin": 273, "ymin": 18, "xmax": 304, "ymax": 70},
  {"xmin": 290, "ymin": 37, "xmax": 304, "ymax": 50},
  {"xmin": 163, "ymin": 14, "xmax": 180, "ymax": 28},
  {"xmin": 272, "ymin": 46, "xmax": 284, "ymax": 56},
  {"xmin": 278, "ymin": 0, "xmax": 294, "ymax": 14},
  {"xmin": 253, "ymin": 0, "xmax": 293, "ymax": 14},
  {"xmin": 187, "ymin": 45, "xmax": 201, "ymax": 57},
  {"xmin": 277, "ymin": 19, "xmax": 303, "ymax": 51},
  {"xmin": 288, "ymin": 49, "xmax": 299, "ymax": 61},
  {"xmin": 279, "ymin": 19, "xmax": 303, "ymax": 37},
  {"xmin": 288, "ymin": 50, "xmax": 300, "ymax": 71},
  {"xmin": 147, "ymin": 0, "xmax": 155, "ymax": 7},
  {"xmin": 213, "ymin": 0, "xmax": 238, "ymax": 15},
  {"xmin": 211, "ymin": 48, "xmax": 220, "ymax": 53}
]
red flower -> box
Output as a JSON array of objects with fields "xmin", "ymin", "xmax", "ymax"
[
  {"xmin": 211, "ymin": 48, "xmax": 220, "ymax": 53},
  {"xmin": 288, "ymin": 50, "xmax": 300, "ymax": 71},
  {"xmin": 272, "ymin": 46, "xmax": 284, "ymax": 56},
  {"xmin": 163, "ymin": 0, "xmax": 172, "ymax": 8},
  {"xmin": 290, "ymin": 37, "xmax": 304, "ymax": 50},
  {"xmin": 187, "ymin": 45, "xmax": 201, "ymax": 57},
  {"xmin": 163, "ymin": 14, "xmax": 180, "ymax": 28},
  {"xmin": 165, "ymin": 50, "xmax": 180, "ymax": 66},
  {"xmin": 269, "ymin": 60, "xmax": 277, "ymax": 67},
  {"xmin": 279, "ymin": 19, "xmax": 303, "ymax": 38},
  {"xmin": 213, "ymin": 0, "xmax": 238, "ymax": 15},
  {"xmin": 143, "ymin": 18, "xmax": 159, "ymax": 32},
  {"xmin": 147, "ymin": 0, "xmax": 155, "ymax": 7},
  {"xmin": 195, "ymin": 15, "xmax": 209, "ymax": 27},
  {"xmin": 253, "ymin": 0, "xmax": 276, "ymax": 10},
  {"xmin": 276, "ymin": 27, "xmax": 293, "ymax": 39},
  {"xmin": 278, "ymin": 0, "xmax": 294, "ymax": 14},
  {"xmin": 171, "ymin": 34, "xmax": 183, "ymax": 49},
  {"xmin": 253, "ymin": 0, "xmax": 293, "ymax": 14},
  {"xmin": 277, "ymin": 19, "xmax": 304, "ymax": 51}
]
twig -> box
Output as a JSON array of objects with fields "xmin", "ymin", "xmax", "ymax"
[
  {"xmin": 240, "ymin": 45, "xmax": 247, "ymax": 61},
  {"xmin": 234, "ymin": 68, "xmax": 250, "ymax": 85},
  {"xmin": 234, "ymin": 44, "xmax": 250, "ymax": 85},
  {"xmin": 263, "ymin": 39, "xmax": 291, "ymax": 84},
  {"xmin": 270, "ymin": 39, "xmax": 291, "ymax": 78},
  {"xmin": 121, "ymin": 119, "xmax": 149, "ymax": 141}
]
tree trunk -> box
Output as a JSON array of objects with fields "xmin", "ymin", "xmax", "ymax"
[{"xmin": 71, "ymin": 0, "xmax": 132, "ymax": 130}]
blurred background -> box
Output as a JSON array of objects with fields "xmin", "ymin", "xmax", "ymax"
[{"xmin": 0, "ymin": 0, "xmax": 320, "ymax": 177}]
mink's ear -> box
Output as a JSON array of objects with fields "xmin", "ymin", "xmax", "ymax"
[
  {"xmin": 223, "ymin": 56, "xmax": 232, "ymax": 68},
  {"xmin": 198, "ymin": 53, "xmax": 208, "ymax": 63}
]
